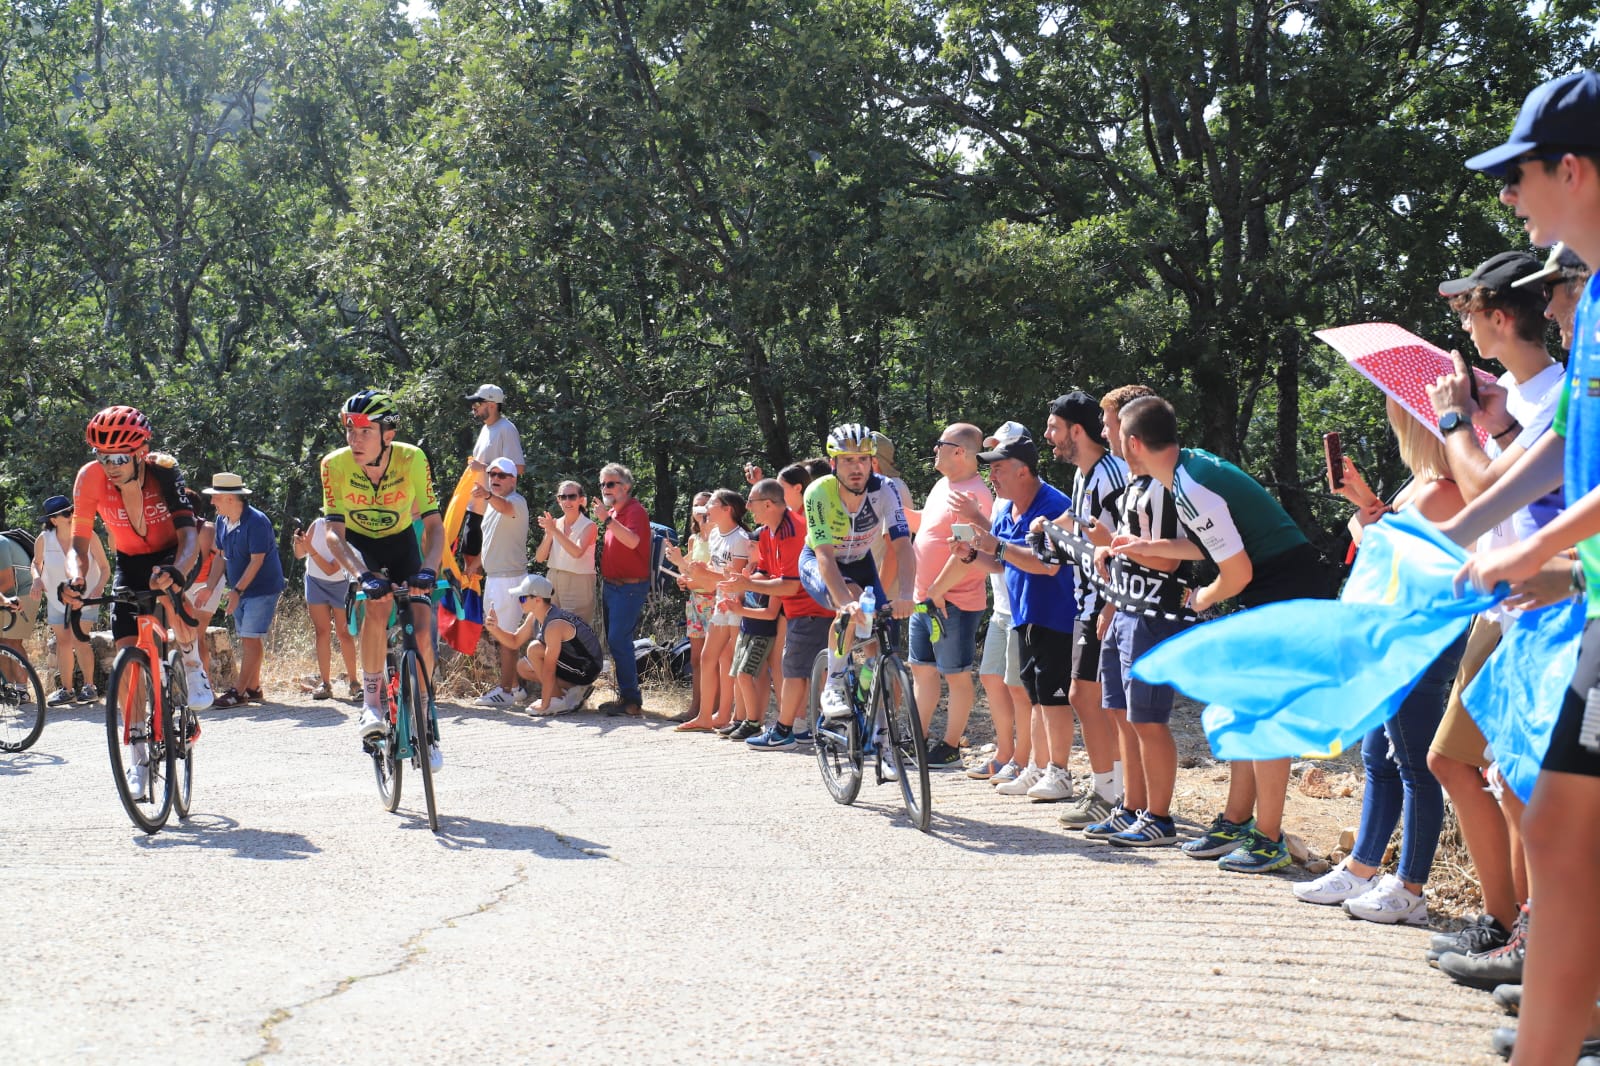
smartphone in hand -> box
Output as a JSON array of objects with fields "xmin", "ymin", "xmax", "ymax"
[
  {"xmin": 1322, "ymin": 432, "xmax": 1344, "ymax": 492},
  {"xmin": 951, "ymin": 523, "xmax": 976, "ymax": 542}
]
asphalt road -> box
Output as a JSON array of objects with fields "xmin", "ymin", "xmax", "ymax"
[{"xmin": 2, "ymin": 696, "xmax": 1507, "ymax": 1065}]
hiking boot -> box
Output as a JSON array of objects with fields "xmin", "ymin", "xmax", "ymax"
[
  {"xmin": 1216, "ymin": 830, "xmax": 1292, "ymax": 874},
  {"xmin": 1057, "ymin": 791, "xmax": 1116, "ymax": 830},
  {"xmin": 1108, "ymin": 811, "xmax": 1179, "ymax": 847},
  {"xmin": 1025, "ymin": 764, "xmax": 1073, "ymax": 802},
  {"xmin": 1294, "ymin": 864, "xmax": 1379, "ymax": 906},
  {"xmin": 1083, "ymin": 805, "xmax": 1138, "ymax": 840},
  {"xmin": 926, "ymin": 739, "xmax": 962, "ymax": 768},
  {"xmin": 1492, "ymin": 984, "xmax": 1521, "ymax": 1016},
  {"xmin": 1427, "ymin": 914, "xmax": 1510, "ymax": 965},
  {"xmin": 1342, "ymin": 874, "xmax": 1428, "ymax": 926},
  {"xmin": 1181, "ymin": 812, "xmax": 1256, "ymax": 858}
]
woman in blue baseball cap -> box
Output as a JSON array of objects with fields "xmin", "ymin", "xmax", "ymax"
[{"xmin": 33, "ymin": 492, "xmax": 110, "ymax": 704}]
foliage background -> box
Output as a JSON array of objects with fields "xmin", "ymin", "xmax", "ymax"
[{"xmin": 3, "ymin": 0, "xmax": 1597, "ymax": 557}]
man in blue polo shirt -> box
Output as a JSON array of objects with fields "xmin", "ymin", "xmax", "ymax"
[
  {"xmin": 205, "ymin": 471, "xmax": 286, "ymax": 707},
  {"xmin": 969, "ymin": 435, "xmax": 1080, "ymax": 802}
]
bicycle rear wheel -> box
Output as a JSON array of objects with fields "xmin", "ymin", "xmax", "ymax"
[
  {"xmin": 373, "ymin": 653, "xmax": 402, "ymax": 811},
  {"xmin": 878, "ymin": 658, "xmax": 931, "ymax": 832},
  {"xmin": 399, "ymin": 650, "xmax": 438, "ymax": 832},
  {"xmin": 809, "ymin": 649, "xmax": 862, "ymax": 805},
  {"xmin": 0, "ymin": 645, "xmax": 46, "ymax": 752},
  {"xmin": 166, "ymin": 651, "xmax": 195, "ymax": 818},
  {"xmin": 106, "ymin": 648, "xmax": 173, "ymax": 834}
]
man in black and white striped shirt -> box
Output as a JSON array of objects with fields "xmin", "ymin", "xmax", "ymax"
[{"xmin": 1040, "ymin": 391, "xmax": 1130, "ymax": 823}]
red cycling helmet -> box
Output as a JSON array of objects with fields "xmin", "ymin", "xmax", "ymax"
[{"xmin": 85, "ymin": 406, "xmax": 154, "ymax": 454}]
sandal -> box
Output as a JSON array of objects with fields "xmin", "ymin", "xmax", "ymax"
[
  {"xmin": 213, "ymin": 688, "xmax": 246, "ymax": 709},
  {"xmin": 310, "ymin": 681, "xmax": 333, "ymax": 700},
  {"xmin": 673, "ymin": 720, "xmax": 713, "ymax": 733}
]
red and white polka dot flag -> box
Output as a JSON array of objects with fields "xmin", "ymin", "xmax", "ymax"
[{"xmin": 1314, "ymin": 322, "xmax": 1496, "ymax": 447}]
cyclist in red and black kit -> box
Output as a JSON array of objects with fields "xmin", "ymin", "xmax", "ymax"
[{"xmin": 62, "ymin": 407, "xmax": 216, "ymax": 754}]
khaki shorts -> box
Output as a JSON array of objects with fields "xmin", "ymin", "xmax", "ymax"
[
  {"xmin": 549, "ymin": 569, "xmax": 597, "ymax": 627},
  {"xmin": 1430, "ymin": 615, "xmax": 1502, "ymax": 768}
]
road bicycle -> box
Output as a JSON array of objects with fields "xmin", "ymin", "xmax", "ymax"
[
  {"xmin": 808, "ymin": 609, "xmax": 931, "ymax": 832},
  {"xmin": 347, "ymin": 575, "xmax": 441, "ymax": 833},
  {"xmin": 71, "ymin": 586, "xmax": 200, "ymax": 834},
  {"xmin": 0, "ymin": 601, "xmax": 46, "ymax": 752}
]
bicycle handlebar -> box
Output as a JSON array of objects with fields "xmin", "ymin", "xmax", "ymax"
[{"xmin": 66, "ymin": 584, "xmax": 198, "ymax": 643}]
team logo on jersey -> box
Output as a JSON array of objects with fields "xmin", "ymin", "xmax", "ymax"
[
  {"xmin": 851, "ymin": 498, "xmax": 880, "ymax": 533},
  {"xmin": 1588, "ymin": 376, "xmax": 1600, "ymax": 398},
  {"xmin": 350, "ymin": 508, "xmax": 400, "ymax": 533}
]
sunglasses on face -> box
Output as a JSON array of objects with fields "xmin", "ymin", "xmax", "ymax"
[
  {"xmin": 488, "ymin": 472, "xmax": 513, "ymax": 480},
  {"xmin": 557, "ymin": 493, "xmax": 581, "ymax": 500},
  {"xmin": 340, "ymin": 413, "xmax": 378, "ymax": 430},
  {"xmin": 95, "ymin": 452, "xmax": 135, "ymax": 467},
  {"xmin": 601, "ymin": 480, "xmax": 622, "ymax": 489},
  {"xmin": 1503, "ymin": 151, "xmax": 1573, "ymax": 187}
]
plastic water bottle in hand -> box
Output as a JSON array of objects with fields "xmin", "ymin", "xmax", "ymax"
[{"xmin": 855, "ymin": 587, "xmax": 876, "ymax": 639}]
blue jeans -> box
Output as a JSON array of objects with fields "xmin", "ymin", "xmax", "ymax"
[
  {"xmin": 1351, "ymin": 631, "xmax": 1468, "ymax": 885},
  {"xmin": 603, "ymin": 580, "xmax": 649, "ymax": 705}
]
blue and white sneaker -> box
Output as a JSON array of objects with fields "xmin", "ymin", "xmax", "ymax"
[
  {"xmin": 746, "ymin": 726, "xmax": 797, "ymax": 750},
  {"xmin": 1082, "ymin": 805, "xmax": 1137, "ymax": 840},
  {"xmin": 1181, "ymin": 812, "xmax": 1256, "ymax": 858},
  {"xmin": 1108, "ymin": 811, "xmax": 1178, "ymax": 847}
]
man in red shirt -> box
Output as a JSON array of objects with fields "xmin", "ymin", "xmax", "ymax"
[
  {"xmin": 719, "ymin": 478, "xmax": 835, "ymax": 748},
  {"xmin": 597, "ymin": 462, "xmax": 652, "ymax": 717}
]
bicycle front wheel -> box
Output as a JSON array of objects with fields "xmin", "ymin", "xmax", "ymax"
[
  {"xmin": 106, "ymin": 648, "xmax": 172, "ymax": 834},
  {"xmin": 878, "ymin": 658, "xmax": 931, "ymax": 832},
  {"xmin": 374, "ymin": 653, "xmax": 402, "ymax": 812},
  {"xmin": 0, "ymin": 645, "xmax": 46, "ymax": 752},
  {"xmin": 809, "ymin": 649, "xmax": 862, "ymax": 806},
  {"xmin": 166, "ymin": 651, "xmax": 194, "ymax": 818},
  {"xmin": 399, "ymin": 650, "xmax": 438, "ymax": 832}
]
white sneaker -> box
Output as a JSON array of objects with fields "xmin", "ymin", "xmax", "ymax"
[
  {"xmin": 995, "ymin": 765, "xmax": 1044, "ymax": 796},
  {"xmin": 127, "ymin": 739, "xmax": 149, "ymax": 796},
  {"xmin": 561, "ymin": 684, "xmax": 591, "ymax": 712},
  {"xmin": 357, "ymin": 706, "xmax": 387, "ymax": 739},
  {"xmin": 474, "ymin": 686, "xmax": 513, "ymax": 708},
  {"xmin": 1026, "ymin": 764, "xmax": 1074, "ymax": 802},
  {"xmin": 819, "ymin": 674, "xmax": 852, "ymax": 720},
  {"xmin": 186, "ymin": 668, "xmax": 215, "ymax": 711},
  {"xmin": 989, "ymin": 761, "xmax": 1022, "ymax": 786},
  {"xmin": 428, "ymin": 743, "xmax": 443, "ymax": 773},
  {"xmin": 1294, "ymin": 864, "xmax": 1379, "ymax": 906},
  {"xmin": 1342, "ymin": 874, "xmax": 1428, "ymax": 926}
]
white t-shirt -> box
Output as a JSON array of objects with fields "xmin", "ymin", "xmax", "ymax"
[
  {"xmin": 1480, "ymin": 363, "xmax": 1564, "ymax": 622},
  {"xmin": 303, "ymin": 517, "xmax": 352, "ymax": 582},
  {"xmin": 472, "ymin": 417, "xmax": 525, "ymax": 469}
]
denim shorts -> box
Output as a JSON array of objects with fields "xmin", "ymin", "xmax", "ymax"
[
  {"xmin": 908, "ymin": 603, "xmax": 980, "ymax": 672},
  {"xmin": 234, "ymin": 592, "xmax": 280, "ymax": 639}
]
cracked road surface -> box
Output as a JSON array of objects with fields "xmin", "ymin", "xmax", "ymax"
[{"xmin": 4, "ymin": 698, "xmax": 1504, "ymax": 1064}]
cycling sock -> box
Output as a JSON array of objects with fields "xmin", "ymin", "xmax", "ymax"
[
  {"xmin": 181, "ymin": 644, "xmax": 202, "ymax": 671},
  {"xmin": 1094, "ymin": 769, "xmax": 1117, "ymax": 802},
  {"xmin": 362, "ymin": 671, "xmax": 385, "ymax": 711},
  {"xmin": 825, "ymin": 645, "xmax": 845, "ymax": 679}
]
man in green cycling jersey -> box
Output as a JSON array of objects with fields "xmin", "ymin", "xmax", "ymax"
[{"xmin": 318, "ymin": 390, "xmax": 446, "ymax": 771}]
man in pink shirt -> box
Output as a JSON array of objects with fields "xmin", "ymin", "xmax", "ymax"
[{"xmin": 911, "ymin": 422, "xmax": 994, "ymax": 767}]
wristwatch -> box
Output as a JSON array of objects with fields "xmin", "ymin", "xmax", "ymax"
[
  {"xmin": 995, "ymin": 541, "xmax": 1007, "ymax": 563},
  {"xmin": 1438, "ymin": 411, "xmax": 1472, "ymax": 436}
]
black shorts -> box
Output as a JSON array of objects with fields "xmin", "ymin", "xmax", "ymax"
[
  {"xmin": 1542, "ymin": 618, "xmax": 1600, "ymax": 778},
  {"xmin": 1239, "ymin": 543, "xmax": 1332, "ymax": 609},
  {"xmin": 1018, "ymin": 622, "xmax": 1073, "ymax": 708},
  {"xmin": 553, "ymin": 646, "xmax": 602, "ymax": 687},
  {"xmin": 1070, "ymin": 616, "xmax": 1103, "ymax": 682},
  {"xmin": 346, "ymin": 529, "xmax": 424, "ymax": 587},
  {"xmin": 111, "ymin": 550, "xmax": 188, "ymax": 641}
]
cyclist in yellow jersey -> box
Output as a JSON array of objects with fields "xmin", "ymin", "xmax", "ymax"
[{"xmin": 319, "ymin": 390, "xmax": 445, "ymax": 766}]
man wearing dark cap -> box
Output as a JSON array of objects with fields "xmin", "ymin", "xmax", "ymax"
[
  {"xmin": 965, "ymin": 435, "xmax": 1081, "ymax": 802},
  {"xmin": 1515, "ymin": 243, "xmax": 1593, "ymax": 352},
  {"xmin": 1423, "ymin": 250, "xmax": 1563, "ymax": 971},
  {"xmin": 1039, "ymin": 391, "xmax": 1128, "ymax": 827},
  {"xmin": 1443, "ymin": 69, "xmax": 1600, "ymax": 1066}
]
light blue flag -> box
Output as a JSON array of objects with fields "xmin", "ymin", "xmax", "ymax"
[
  {"xmin": 1463, "ymin": 599, "xmax": 1584, "ymax": 803},
  {"xmin": 1132, "ymin": 508, "xmax": 1497, "ymax": 761}
]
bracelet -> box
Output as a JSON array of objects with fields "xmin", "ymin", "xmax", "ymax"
[{"xmin": 1492, "ymin": 421, "xmax": 1521, "ymax": 441}]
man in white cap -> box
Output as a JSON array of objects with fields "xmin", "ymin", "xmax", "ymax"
[
  {"xmin": 483, "ymin": 573, "xmax": 603, "ymax": 715},
  {"xmin": 471, "ymin": 456, "xmax": 530, "ymax": 707},
  {"xmin": 462, "ymin": 385, "xmax": 525, "ymax": 566}
]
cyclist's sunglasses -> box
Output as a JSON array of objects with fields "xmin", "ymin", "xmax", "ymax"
[
  {"xmin": 340, "ymin": 412, "xmax": 384, "ymax": 429},
  {"xmin": 94, "ymin": 451, "xmax": 135, "ymax": 467}
]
